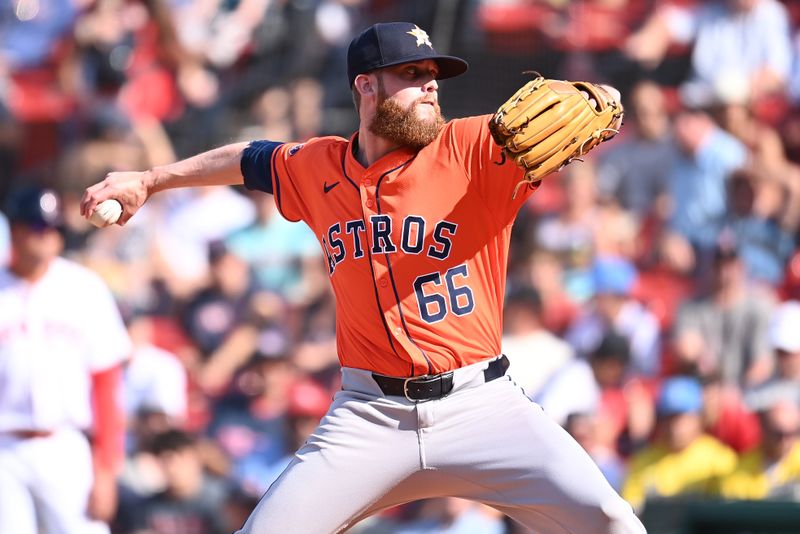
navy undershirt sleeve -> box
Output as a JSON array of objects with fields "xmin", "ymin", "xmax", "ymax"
[{"xmin": 240, "ymin": 140, "xmax": 283, "ymax": 194}]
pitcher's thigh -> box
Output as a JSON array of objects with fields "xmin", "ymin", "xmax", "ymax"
[
  {"xmin": 493, "ymin": 420, "xmax": 644, "ymax": 534},
  {"xmin": 434, "ymin": 382, "xmax": 644, "ymax": 534},
  {"xmin": 236, "ymin": 398, "xmax": 422, "ymax": 533}
]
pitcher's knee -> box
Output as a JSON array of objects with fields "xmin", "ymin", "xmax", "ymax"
[{"xmin": 599, "ymin": 497, "xmax": 646, "ymax": 534}]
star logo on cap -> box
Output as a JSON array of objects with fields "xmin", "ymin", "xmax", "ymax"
[{"xmin": 407, "ymin": 26, "xmax": 432, "ymax": 48}]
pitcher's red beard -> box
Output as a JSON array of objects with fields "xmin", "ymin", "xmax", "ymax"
[{"xmin": 369, "ymin": 94, "xmax": 445, "ymax": 150}]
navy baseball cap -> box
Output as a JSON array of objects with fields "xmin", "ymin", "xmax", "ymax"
[
  {"xmin": 347, "ymin": 22, "xmax": 468, "ymax": 87},
  {"xmin": 4, "ymin": 186, "xmax": 63, "ymax": 229}
]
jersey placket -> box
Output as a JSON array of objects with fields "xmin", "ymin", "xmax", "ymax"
[{"xmin": 359, "ymin": 158, "xmax": 432, "ymax": 377}]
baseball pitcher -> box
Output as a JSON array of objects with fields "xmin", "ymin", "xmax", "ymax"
[{"xmin": 82, "ymin": 22, "xmax": 643, "ymax": 534}]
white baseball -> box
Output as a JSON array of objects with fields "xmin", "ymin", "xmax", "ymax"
[
  {"xmin": 89, "ymin": 199, "xmax": 123, "ymax": 228},
  {"xmin": 601, "ymin": 84, "xmax": 622, "ymax": 103}
]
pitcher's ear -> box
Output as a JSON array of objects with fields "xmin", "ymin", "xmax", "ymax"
[{"xmin": 354, "ymin": 74, "xmax": 374, "ymax": 97}]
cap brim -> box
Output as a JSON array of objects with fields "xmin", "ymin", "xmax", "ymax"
[
  {"xmin": 369, "ymin": 55, "xmax": 469, "ymax": 81},
  {"xmin": 432, "ymin": 56, "xmax": 469, "ymax": 80}
]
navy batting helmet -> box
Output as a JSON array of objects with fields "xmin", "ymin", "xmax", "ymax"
[{"xmin": 4, "ymin": 186, "xmax": 63, "ymax": 229}]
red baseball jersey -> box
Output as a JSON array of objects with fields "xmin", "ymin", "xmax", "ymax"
[{"xmin": 246, "ymin": 115, "xmax": 537, "ymax": 377}]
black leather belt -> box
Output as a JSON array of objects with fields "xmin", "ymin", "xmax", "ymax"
[{"xmin": 371, "ymin": 355, "xmax": 510, "ymax": 402}]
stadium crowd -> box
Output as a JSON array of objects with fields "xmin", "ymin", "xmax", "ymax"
[{"xmin": 3, "ymin": 0, "xmax": 800, "ymax": 532}]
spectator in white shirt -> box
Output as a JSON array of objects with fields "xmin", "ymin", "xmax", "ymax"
[{"xmin": 503, "ymin": 286, "xmax": 576, "ymax": 400}]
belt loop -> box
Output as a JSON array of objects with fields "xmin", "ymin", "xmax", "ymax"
[{"xmin": 483, "ymin": 354, "xmax": 509, "ymax": 382}]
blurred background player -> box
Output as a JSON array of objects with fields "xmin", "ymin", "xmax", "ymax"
[{"xmin": 0, "ymin": 186, "xmax": 132, "ymax": 533}]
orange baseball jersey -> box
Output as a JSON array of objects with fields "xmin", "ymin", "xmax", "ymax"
[{"xmin": 243, "ymin": 115, "xmax": 538, "ymax": 377}]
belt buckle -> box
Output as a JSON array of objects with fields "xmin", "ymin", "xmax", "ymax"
[{"xmin": 403, "ymin": 375, "xmax": 430, "ymax": 402}]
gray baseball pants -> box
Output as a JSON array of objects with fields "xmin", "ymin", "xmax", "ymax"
[{"xmin": 237, "ymin": 357, "xmax": 646, "ymax": 533}]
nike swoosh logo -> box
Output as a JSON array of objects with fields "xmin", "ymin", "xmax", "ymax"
[{"xmin": 323, "ymin": 181, "xmax": 340, "ymax": 194}]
